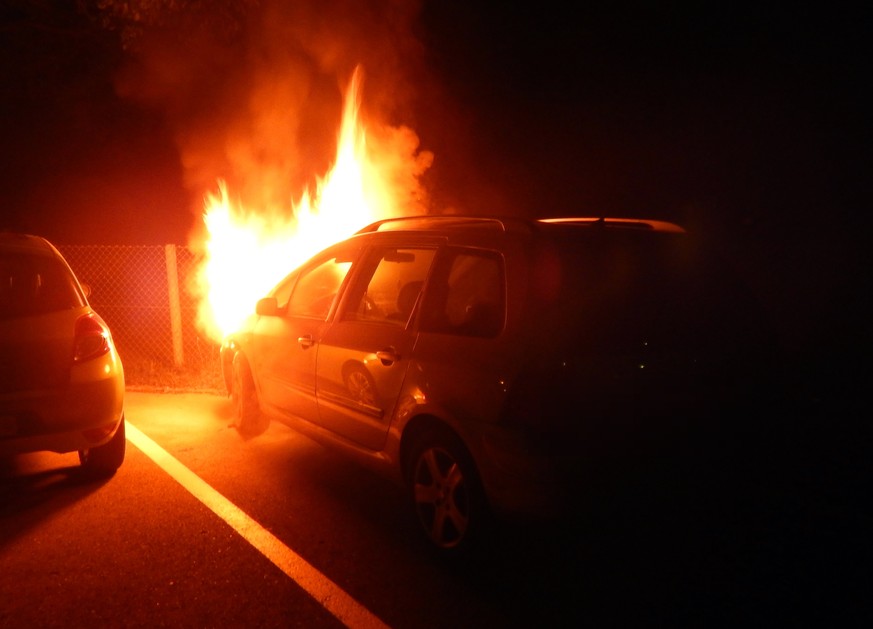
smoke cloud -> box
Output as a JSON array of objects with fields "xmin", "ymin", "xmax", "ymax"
[{"xmin": 110, "ymin": 0, "xmax": 433, "ymax": 238}]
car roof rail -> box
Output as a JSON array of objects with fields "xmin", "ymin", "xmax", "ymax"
[
  {"xmin": 356, "ymin": 216, "xmax": 528, "ymax": 234},
  {"xmin": 355, "ymin": 215, "xmax": 686, "ymax": 235},
  {"xmin": 538, "ymin": 217, "xmax": 686, "ymax": 233}
]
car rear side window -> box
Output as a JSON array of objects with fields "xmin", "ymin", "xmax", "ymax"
[
  {"xmin": 536, "ymin": 231, "xmax": 761, "ymax": 354},
  {"xmin": 0, "ymin": 253, "xmax": 82, "ymax": 319},
  {"xmin": 419, "ymin": 248, "xmax": 505, "ymax": 338}
]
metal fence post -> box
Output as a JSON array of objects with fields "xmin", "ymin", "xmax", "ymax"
[{"xmin": 165, "ymin": 244, "xmax": 185, "ymax": 366}]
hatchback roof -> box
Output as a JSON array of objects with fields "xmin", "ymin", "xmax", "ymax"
[{"xmin": 0, "ymin": 232, "xmax": 55, "ymax": 255}]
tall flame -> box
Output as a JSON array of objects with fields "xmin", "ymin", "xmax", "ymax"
[{"xmin": 192, "ymin": 66, "xmax": 428, "ymax": 342}]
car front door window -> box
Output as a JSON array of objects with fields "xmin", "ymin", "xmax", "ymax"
[{"xmin": 287, "ymin": 255, "xmax": 353, "ymax": 320}]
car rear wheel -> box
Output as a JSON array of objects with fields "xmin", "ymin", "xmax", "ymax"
[
  {"xmin": 232, "ymin": 353, "xmax": 268, "ymax": 436},
  {"xmin": 79, "ymin": 417, "xmax": 126, "ymax": 478},
  {"xmin": 408, "ymin": 427, "xmax": 489, "ymax": 555}
]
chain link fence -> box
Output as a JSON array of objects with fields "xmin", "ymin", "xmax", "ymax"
[{"xmin": 57, "ymin": 244, "xmax": 225, "ymax": 392}]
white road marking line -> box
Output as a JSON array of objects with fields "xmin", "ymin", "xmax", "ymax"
[{"xmin": 125, "ymin": 420, "xmax": 390, "ymax": 629}]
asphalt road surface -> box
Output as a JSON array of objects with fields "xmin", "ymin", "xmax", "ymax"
[{"xmin": 1, "ymin": 391, "xmax": 866, "ymax": 627}]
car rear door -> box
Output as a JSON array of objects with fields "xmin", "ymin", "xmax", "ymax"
[{"xmin": 315, "ymin": 242, "xmax": 438, "ymax": 450}]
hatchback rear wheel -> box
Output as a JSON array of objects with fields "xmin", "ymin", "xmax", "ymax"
[{"xmin": 79, "ymin": 417, "xmax": 126, "ymax": 478}]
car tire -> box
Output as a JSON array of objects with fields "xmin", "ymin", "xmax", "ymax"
[
  {"xmin": 79, "ymin": 417, "xmax": 126, "ymax": 478},
  {"xmin": 407, "ymin": 426, "xmax": 489, "ymax": 556},
  {"xmin": 232, "ymin": 353, "xmax": 268, "ymax": 436}
]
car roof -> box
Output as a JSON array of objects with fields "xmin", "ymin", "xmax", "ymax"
[{"xmin": 356, "ymin": 215, "xmax": 686, "ymax": 235}]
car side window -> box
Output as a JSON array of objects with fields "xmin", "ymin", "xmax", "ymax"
[
  {"xmin": 286, "ymin": 255, "xmax": 353, "ymax": 320},
  {"xmin": 269, "ymin": 272, "xmax": 298, "ymax": 310},
  {"xmin": 342, "ymin": 247, "xmax": 436, "ymax": 326},
  {"xmin": 420, "ymin": 248, "xmax": 505, "ymax": 338}
]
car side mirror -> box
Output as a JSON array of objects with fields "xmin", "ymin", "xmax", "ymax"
[{"xmin": 255, "ymin": 296, "xmax": 280, "ymax": 316}]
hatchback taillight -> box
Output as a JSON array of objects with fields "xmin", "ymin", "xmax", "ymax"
[{"xmin": 73, "ymin": 313, "xmax": 111, "ymax": 363}]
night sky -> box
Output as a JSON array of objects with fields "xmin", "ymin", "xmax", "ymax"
[{"xmin": 1, "ymin": 1, "xmax": 870, "ymax": 362}]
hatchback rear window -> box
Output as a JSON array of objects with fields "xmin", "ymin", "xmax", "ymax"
[{"xmin": 0, "ymin": 253, "xmax": 83, "ymax": 319}]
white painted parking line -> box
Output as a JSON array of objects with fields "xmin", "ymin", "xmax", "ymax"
[{"xmin": 125, "ymin": 420, "xmax": 389, "ymax": 629}]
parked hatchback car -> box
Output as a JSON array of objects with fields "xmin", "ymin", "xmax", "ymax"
[
  {"xmin": 0, "ymin": 232, "xmax": 125, "ymax": 477},
  {"xmin": 220, "ymin": 216, "xmax": 779, "ymax": 553}
]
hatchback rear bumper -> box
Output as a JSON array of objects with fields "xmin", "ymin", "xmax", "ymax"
[{"xmin": 0, "ymin": 378, "xmax": 124, "ymax": 456}]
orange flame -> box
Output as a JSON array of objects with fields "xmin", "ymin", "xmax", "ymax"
[{"xmin": 192, "ymin": 66, "xmax": 431, "ymax": 342}]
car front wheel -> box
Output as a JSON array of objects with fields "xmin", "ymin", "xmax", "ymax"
[
  {"xmin": 408, "ymin": 427, "xmax": 489, "ymax": 555},
  {"xmin": 232, "ymin": 353, "xmax": 268, "ymax": 436}
]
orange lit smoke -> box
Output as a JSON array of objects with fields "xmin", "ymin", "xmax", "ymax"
[{"xmin": 191, "ymin": 67, "xmax": 433, "ymax": 342}]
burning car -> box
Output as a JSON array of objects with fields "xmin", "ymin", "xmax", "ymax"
[
  {"xmin": 220, "ymin": 215, "xmax": 779, "ymax": 554},
  {"xmin": 0, "ymin": 232, "xmax": 126, "ymax": 477}
]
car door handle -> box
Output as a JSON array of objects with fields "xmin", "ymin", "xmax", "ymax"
[
  {"xmin": 297, "ymin": 335, "xmax": 314, "ymax": 349},
  {"xmin": 376, "ymin": 347, "xmax": 399, "ymax": 366}
]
